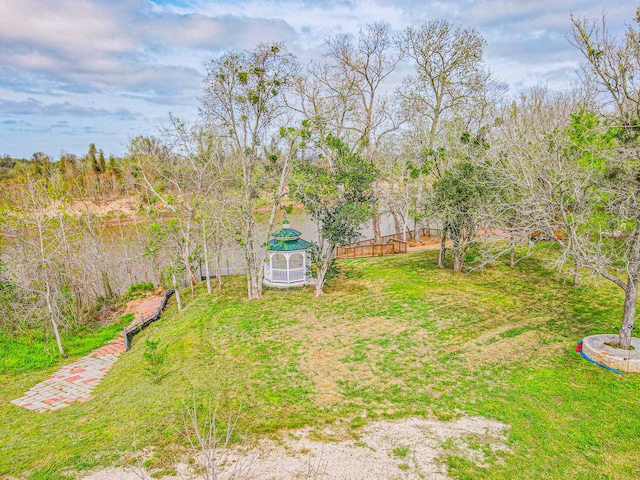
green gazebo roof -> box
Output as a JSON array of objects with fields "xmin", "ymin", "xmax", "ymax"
[
  {"xmin": 267, "ymin": 221, "xmax": 311, "ymax": 251},
  {"xmin": 267, "ymin": 237, "xmax": 312, "ymax": 251},
  {"xmin": 271, "ymin": 221, "xmax": 301, "ymax": 239}
]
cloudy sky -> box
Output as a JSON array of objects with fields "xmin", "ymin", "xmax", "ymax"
[{"xmin": 0, "ymin": 0, "xmax": 632, "ymax": 159}]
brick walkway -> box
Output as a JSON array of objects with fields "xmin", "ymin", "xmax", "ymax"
[{"xmin": 11, "ymin": 295, "xmax": 164, "ymax": 413}]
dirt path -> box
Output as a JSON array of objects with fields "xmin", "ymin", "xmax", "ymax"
[
  {"xmin": 10, "ymin": 294, "xmax": 164, "ymax": 413},
  {"xmin": 407, "ymin": 236, "xmax": 452, "ymax": 252}
]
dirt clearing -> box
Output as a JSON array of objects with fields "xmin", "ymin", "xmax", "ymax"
[{"xmin": 82, "ymin": 416, "xmax": 509, "ymax": 479}]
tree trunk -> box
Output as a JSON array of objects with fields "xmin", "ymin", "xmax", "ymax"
[
  {"xmin": 453, "ymin": 237, "xmax": 463, "ymax": 273},
  {"xmin": 181, "ymin": 228, "xmax": 198, "ymax": 291},
  {"xmin": 203, "ymin": 232, "xmax": 212, "ymax": 295},
  {"xmin": 453, "ymin": 255, "xmax": 463, "ymax": 272},
  {"xmin": 438, "ymin": 229, "xmax": 447, "ymax": 269},
  {"xmin": 245, "ymin": 241, "xmax": 263, "ymax": 300},
  {"xmin": 315, "ymin": 245, "xmax": 336, "ymax": 298},
  {"xmin": 619, "ymin": 275, "xmax": 637, "ymax": 350},
  {"xmin": 573, "ymin": 257, "xmax": 580, "ymax": 287},
  {"xmin": 181, "ymin": 247, "xmax": 196, "ymax": 295},
  {"xmin": 510, "ymin": 238, "xmax": 515, "ymax": 268},
  {"xmin": 619, "ymin": 222, "xmax": 640, "ymax": 349},
  {"xmin": 45, "ymin": 281, "xmax": 65, "ymax": 357},
  {"xmin": 390, "ymin": 205, "xmax": 401, "ymax": 236},
  {"xmin": 414, "ymin": 182, "xmax": 423, "ymax": 242},
  {"xmin": 215, "ymin": 251, "xmax": 223, "ymax": 290},
  {"xmin": 101, "ymin": 271, "xmax": 114, "ymax": 298},
  {"xmin": 372, "ymin": 209, "xmax": 382, "ymax": 244},
  {"xmin": 172, "ymin": 272, "xmax": 182, "ymax": 312}
]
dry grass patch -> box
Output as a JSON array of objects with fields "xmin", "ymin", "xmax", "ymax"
[
  {"xmin": 463, "ymin": 330, "xmax": 563, "ymax": 367},
  {"xmin": 289, "ymin": 313, "xmax": 411, "ymax": 406}
]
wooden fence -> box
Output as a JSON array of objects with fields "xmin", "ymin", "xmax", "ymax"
[
  {"xmin": 345, "ymin": 227, "xmax": 442, "ymax": 245},
  {"xmin": 336, "ymin": 238, "xmax": 408, "ymax": 259},
  {"xmin": 335, "ymin": 227, "xmax": 442, "ymax": 259}
]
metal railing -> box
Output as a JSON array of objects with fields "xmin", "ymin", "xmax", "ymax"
[{"xmin": 123, "ymin": 288, "xmax": 175, "ymax": 351}]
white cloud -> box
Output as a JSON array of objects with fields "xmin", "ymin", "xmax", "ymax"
[
  {"xmin": 0, "ymin": 0, "xmax": 637, "ymax": 157},
  {"xmin": 0, "ymin": 97, "xmax": 139, "ymax": 119}
]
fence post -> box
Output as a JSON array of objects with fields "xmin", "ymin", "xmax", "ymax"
[
  {"xmin": 140, "ymin": 314, "xmax": 144, "ymax": 329},
  {"xmin": 123, "ymin": 327, "xmax": 130, "ymax": 352}
]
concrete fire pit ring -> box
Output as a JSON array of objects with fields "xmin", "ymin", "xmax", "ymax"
[{"xmin": 581, "ymin": 334, "xmax": 640, "ymax": 373}]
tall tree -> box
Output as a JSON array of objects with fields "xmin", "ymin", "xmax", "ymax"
[
  {"xmin": 566, "ymin": 9, "xmax": 640, "ymax": 349},
  {"xmin": 397, "ymin": 20, "xmax": 497, "ymax": 267},
  {"xmin": 127, "ymin": 127, "xmax": 216, "ymax": 291},
  {"xmin": 87, "ymin": 143, "xmax": 102, "ymax": 174},
  {"xmin": 201, "ymin": 43, "xmax": 299, "ymax": 299},
  {"xmin": 433, "ymin": 128, "xmax": 491, "ymax": 272},
  {"xmin": 290, "ymin": 134, "xmax": 376, "ymax": 297},
  {"xmin": 325, "ymin": 24, "xmax": 401, "ymax": 242}
]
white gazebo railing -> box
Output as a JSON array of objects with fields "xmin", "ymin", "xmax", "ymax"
[{"xmin": 264, "ymin": 265, "xmax": 306, "ymax": 284}]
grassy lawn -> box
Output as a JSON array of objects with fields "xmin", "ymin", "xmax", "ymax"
[{"xmin": 1, "ymin": 248, "xmax": 639, "ymax": 479}]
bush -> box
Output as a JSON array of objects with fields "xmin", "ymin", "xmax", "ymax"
[
  {"xmin": 123, "ymin": 282, "xmax": 155, "ymax": 301},
  {"xmin": 143, "ymin": 338, "xmax": 168, "ymax": 383}
]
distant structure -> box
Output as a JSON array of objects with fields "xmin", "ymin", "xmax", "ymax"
[{"xmin": 263, "ymin": 220, "xmax": 313, "ymax": 287}]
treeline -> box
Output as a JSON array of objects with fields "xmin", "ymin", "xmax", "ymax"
[
  {"xmin": 0, "ymin": 144, "xmax": 162, "ymax": 356},
  {"xmin": 1, "ymin": 144, "xmax": 126, "ymax": 198},
  {"xmin": 1, "ymin": 9, "xmax": 640, "ymax": 355}
]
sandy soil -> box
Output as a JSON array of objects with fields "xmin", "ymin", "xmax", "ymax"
[
  {"xmin": 82, "ymin": 416, "xmax": 509, "ymax": 480},
  {"xmin": 123, "ymin": 293, "xmax": 166, "ymax": 320},
  {"xmin": 407, "ymin": 236, "xmax": 452, "ymax": 252},
  {"xmin": 39, "ymin": 196, "xmax": 142, "ymax": 219}
]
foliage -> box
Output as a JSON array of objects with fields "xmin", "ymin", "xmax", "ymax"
[
  {"xmin": 307, "ymin": 242, "xmax": 339, "ymax": 280},
  {"xmin": 122, "ymin": 282, "xmax": 155, "ymax": 302},
  {"xmin": 292, "ymin": 135, "xmax": 376, "ymax": 246},
  {"xmin": 290, "ymin": 134, "xmax": 377, "ymax": 294},
  {"xmin": 142, "ymin": 338, "xmax": 168, "ymax": 383},
  {"xmin": 433, "ymin": 130, "xmax": 492, "ymax": 272},
  {"xmin": 434, "ymin": 162, "xmax": 488, "ymax": 234}
]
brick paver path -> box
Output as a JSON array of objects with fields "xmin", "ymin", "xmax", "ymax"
[{"xmin": 11, "ymin": 295, "xmax": 164, "ymax": 413}]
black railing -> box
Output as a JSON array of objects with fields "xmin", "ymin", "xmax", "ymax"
[{"xmin": 123, "ymin": 288, "xmax": 175, "ymax": 351}]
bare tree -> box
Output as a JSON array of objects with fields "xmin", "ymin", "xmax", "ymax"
[
  {"xmin": 324, "ymin": 24, "xmax": 401, "ymax": 242},
  {"xmin": 491, "ymin": 80, "xmax": 640, "ymax": 350},
  {"xmin": 397, "ymin": 20, "xmax": 498, "ymax": 268},
  {"xmin": 562, "ymin": 9, "xmax": 640, "ymax": 349},
  {"xmin": 202, "ymin": 43, "xmax": 299, "ymax": 300},
  {"xmin": 128, "ymin": 118, "xmax": 222, "ymax": 294},
  {"xmin": 3, "ymin": 170, "xmax": 76, "ymax": 355}
]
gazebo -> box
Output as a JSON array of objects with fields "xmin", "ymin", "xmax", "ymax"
[{"xmin": 263, "ymin": 221, "xmax": 313, "ymax": 287}]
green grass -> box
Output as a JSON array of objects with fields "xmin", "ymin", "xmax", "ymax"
[
  {"xmin": 392, "ymin": 445, "xmax": 410, "ymax": 458},
  {"xmin": 0, "ymin": 314, "xmax": 133, "ymax": 375},
  {"xmin": 1, "ymin": 249, "xmax": 639, "ymax": 479}
]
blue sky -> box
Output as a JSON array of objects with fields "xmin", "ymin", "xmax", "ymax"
[{"xmin": 0, "ymin": 0, "xmax": 632, "ymax": 159}]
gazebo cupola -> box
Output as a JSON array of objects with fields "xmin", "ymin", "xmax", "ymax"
[{"xmin": 264, "ymin": 220, "xmax": 313, "ymax": 287}]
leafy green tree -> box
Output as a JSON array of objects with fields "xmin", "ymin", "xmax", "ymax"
[
  {"xmin": 434, "ymin": 160, "xmax": 488, "ymax": 272},
  {"xmin": 143, "ymin": 338, "xmax": 168, "ymax": 383},
  {"xmin": 291, "ymin": 134, "xmax": 377, "ymax": 296},
  {"xmin": 87, "ymin": 143, "xmax": 102, "ymax": 174},
  {"xmin": 97, "ymin": 149, "xmax": 106, "ymax": 174}
]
